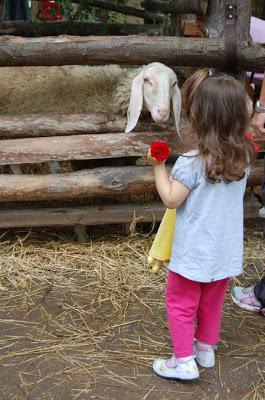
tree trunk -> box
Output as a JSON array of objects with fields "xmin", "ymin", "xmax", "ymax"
[{"xmin": 0, "ymin": 35, "xmax": 264, "ymax": 69}]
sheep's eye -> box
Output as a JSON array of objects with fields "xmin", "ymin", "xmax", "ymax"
[
  {"xmin": 172, "ymin": 81, "xmax": 177, "ymax": 87},
  {"xmin": 144, "ymin": 78, "xmax": 153, "ymax": 85}
]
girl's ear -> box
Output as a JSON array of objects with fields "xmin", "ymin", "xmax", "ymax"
[
  {"xmin": 172, "ymin": 84, "xmax": 182, "ymax": 137},
  {"xmin": 125, "ymin": 72, "xmax": 144, "ymax": 133}
]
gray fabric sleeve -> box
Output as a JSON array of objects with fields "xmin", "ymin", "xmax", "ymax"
[{"xmin": 171, "ymin": 155, "xmax": 198, "ymax": 190}]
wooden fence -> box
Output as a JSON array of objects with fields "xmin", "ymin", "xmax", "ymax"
[{"xmin": 0, "ymin": 0, "xmax": 263, "ymax": 236}]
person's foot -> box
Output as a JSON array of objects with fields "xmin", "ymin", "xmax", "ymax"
[
  {"xmin": 153, "ymin": 355, "xmax": 199, "ymax": 381},
  {"xmin": 194, "ymin": 342, "xmax": 215, "ymax": 368},
  {"xmin": 231, "ymin": 286, "xmax": 262, "ymax": 312}
]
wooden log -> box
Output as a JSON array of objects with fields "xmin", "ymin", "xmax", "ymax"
[
  {"xmin": 0, "ymin": 165, "xmax": 157, "ymax": 202},
  {"xmin": 0, "ymin": 113, "xmax": 171, "ymax": 139},
  {"xmin": 235, "ymin": 0, "xmax": 251, "ymax": 44},
  {"xmin": 0, "ymin": 126, "xmax": 263, "ymax": 166},
  {"xmin": 71, "ymin": 0, "xmax": 164, "ymax": 22},
  {"xmin": 0, "ymin": 201, "xmax": 166, "ymax": 228},
  {"xmin": 0, "ymin": 35, "xmax": 264, "ymax": 70},
  {"xmin": 205, "ymin": 0, "xmax": 251, "ymax": 43},
  {"xmin": 0, "ymin": 21, "xmax": 155, "ymax": 37},
  {"xmin": 0, "ymin": 131, "xmax": 185, "ymax": 165},
  {"xmin": 0, "ymin": 160, "xmax": 261, "ymax": 203},
  {"xmin": 141, "ymin": 0, "xmax": 203, "ymax": 14},
  {"xmin": 205, "ymin": 0, "xmax": 225, "ymax": 38},
  {"xmin": 0, "ymin": 196, "xmax": 258, "ymax": 229}
]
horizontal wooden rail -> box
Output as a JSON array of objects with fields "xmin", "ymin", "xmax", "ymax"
[
  {"xmin": 0, "ymin": 131, "xmax": 183, "ymax": 165},
  {"xmin": 0, "ymin": 201, "xmax": 166, "ymax": 228},
  {"xmin": 0, "ymin": 21, "xmax": 155, "ymax": 37},
  {"xmin": 0, "ymin": 165, "xmax": 157, "ymax": 202},
  {"xmin": 142, "ymin": 0, "xmax": 205, "ymax": 14},
  {"xmin": 0, "ymin": 113, "xmax": 170, "ymax": 139},
  {"xmin": 0, "ymin": 35, "xmax": 264, "ymax": 69},
  {"xmin": 0, "ymin": 196, "xmax": 259, "ymax": 229},
  {"xmin": 0, "ymin": 161, "xmax": 262, "ymax": 203}
]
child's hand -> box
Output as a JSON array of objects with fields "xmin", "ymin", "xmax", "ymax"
[
  {"xmin": 147, "ymin": 141, "xmax": 171, "ymax": 166},
  {"xmin": 147, "ymin": 149, "xmax": 165, "ymax": 166}
]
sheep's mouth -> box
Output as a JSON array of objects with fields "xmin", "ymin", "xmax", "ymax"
[{"xmin": 153, "ymin": 114, "xmax": 170, "ymax": 123}]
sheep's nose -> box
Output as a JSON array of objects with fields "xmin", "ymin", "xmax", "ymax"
[{"xmin": 157, "ymin": 109, "xmax": 168, "ymax": 119}]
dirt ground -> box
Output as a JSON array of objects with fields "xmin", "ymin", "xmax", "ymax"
[{"xmin": 0, "ymin": 218, "xmax": 264, "ymax": 400}]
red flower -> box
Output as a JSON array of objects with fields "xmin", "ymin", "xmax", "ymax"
[
  {"xmin": 150, "ymin": 141, "xmax": 171, "ymax": 161},
  {"xmin": 40, "ymin": 0, "xmax": 63, "ymax": 21},
  {"xmin": 246, "ymin": 132, "xmax": 261, "ymax": 154}
]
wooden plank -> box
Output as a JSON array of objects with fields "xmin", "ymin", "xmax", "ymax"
[
  {"xmin": 2, "ymin": 127, "xmax": 262, "ymax": 166},
  {"xmin": 71, "ymin": 0, "xmax": 164, "ymax": 21},
  {"xmin": 0, "ymin": 21, "xmax": 155, "ymax": 37},
  {"xmin": 0, "ymin": 165, "xmax": 157, "ymax": 202},
  {"xmin": 0, "ymin": 35, "xmax": 264, "ymax": 70},
  {"xmin": 0, "ymin": 113, "xmax": 170, "ymax": 139},
  {"xmin": 0, "ymin": 201, "xmax": 166, "ymax": 228},
  {"xmin": 141, "ymin": 0, "xmax": 203, "ymax": 14},
  {"xmin": 0, "ymin": 160, "xmax": 261, "ymax": 203},
  {"xmin": 0, "ymin": 131, "xmax": 184, "ymax": 165},
  {"xmin": 0, "ymin": 196, "xmax": 259, "ymax": 229}
]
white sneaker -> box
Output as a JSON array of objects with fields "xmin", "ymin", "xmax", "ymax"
[
  {"xmin": 194, "ymin": 343, "xmax": 215, "ymax": 368},
  {"xmin": 153, "ymin": 356, "xmax": 199, "ymax": 381}
]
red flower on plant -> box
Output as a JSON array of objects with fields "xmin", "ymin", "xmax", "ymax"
[
  {"xmin": 246, "ymin": 132, "xmax": 261, "ymax": 154},
  {"xmin": 150, "ymin": 141, "xmax": 171, "ymax": 161},
  {"xmin": 40, "ymin": 0, "xmax": 63, "ymax": 21}
]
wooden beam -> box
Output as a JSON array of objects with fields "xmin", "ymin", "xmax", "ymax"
[
  {"xmin": 141, "ymin": 0, "xmax": 203, "ymax": 14},
  {"xmin": 0, "ymin": 113, "xmax": 170, "ymax": 139},
  {"xmin": 71, "ymin": 0, "xmax": 164, "ymax": 22},
  {"xmin": 0, "ymin": 160, "xmax": 261, "ymax": 203},
  {"xmin": 0, "ymin": 196, "xmax": 258, "ymax": 229},
  {"xmin": 0, "ymin": 21, "xmax": 154, "ymax": 37},
  {"xmin": 205, "ymin": 0, "xmax": 251, "ymax": 43},
  {"xmin": 235, "ymin": 0, "xmax": 251, "ymax": 44},
  {"xmin": 0, "ymin": 201, "xmax": 166, "ymax": 228},
  {"xmin": 0, "ymin": 165, "xmax": 157, "ymax": 202},
  {"xmin": 0, "ymin": 35, "xmax": 264, "ymax": 70},
  {"xmin": 0, "ymin": 131, "xmax": 184, "ymax": 165}
]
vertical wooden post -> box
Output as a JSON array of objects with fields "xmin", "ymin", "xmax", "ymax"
[
  {"xmin": 0, "ymin": 0, "xmax": 5, "ymax": 22},
  {"xmin": 205, "ymin": 0, "xmax": 225, "ymax": 38},
  {"xmin": 235, "ymin": 0, "xmax": 251, "ymax": 44},
  {"xmin": 31, "ymin": 0, "xmax": 39, "ymax": 21}
]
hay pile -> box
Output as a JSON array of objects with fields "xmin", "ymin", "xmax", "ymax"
[{"xmin": 0, "ymin": 221, "xmax": 264, "ymax": 399}]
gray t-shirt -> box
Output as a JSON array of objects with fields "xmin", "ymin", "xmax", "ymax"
[{"xmin": 168, "ymin": 150, "xmax": 249, "ymax": 283}]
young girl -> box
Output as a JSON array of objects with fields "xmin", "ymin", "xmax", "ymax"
[{"xmin": 147, "ymin": 69, "xmax": 254, "ymax": 380}]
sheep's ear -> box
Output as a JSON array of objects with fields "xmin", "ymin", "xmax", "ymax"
[
  {"xmin": 125, "ymin": 73, "xmax": 144, "ymax": 133},
  {"xmin": 172, "ymin": 84, "xmax": 182, "ymax": 137}
]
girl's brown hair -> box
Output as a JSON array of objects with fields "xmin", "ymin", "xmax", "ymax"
[{"xmin": 182, "ymin": 68, "xmax": 254, "ymax": 183}]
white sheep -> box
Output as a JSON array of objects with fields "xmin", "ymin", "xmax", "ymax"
[{"xmin": 0, "ymin": 62, "xmax": 181, "ymax": 133}]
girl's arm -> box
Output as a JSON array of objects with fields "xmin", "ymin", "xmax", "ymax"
[{"xmin": 147, "ymin": 150, "xmax": 190, "ymax": 209}]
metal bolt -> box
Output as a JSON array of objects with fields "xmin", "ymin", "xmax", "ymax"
[
  {"xmin": 228, "ymin": 14, "xmax": 233, "ymax": 19},
  {"xmin": 228, "ymin": 4, "xmax": 234, "ymax": 9}
]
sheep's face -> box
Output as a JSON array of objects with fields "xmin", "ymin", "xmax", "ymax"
[
  {"xmin": 143, "ymin": 63, "xmax": 177, "ymax": 123},
  {"xmin": 125, "ymin": 62, "xmax": 181, "ymax": 134}
]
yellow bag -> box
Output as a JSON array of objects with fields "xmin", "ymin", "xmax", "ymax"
[{"xmin": 148, "ymin": 208, "xmax": 176, "ymax": 272}]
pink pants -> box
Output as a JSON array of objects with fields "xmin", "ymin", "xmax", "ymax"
[{"xmin": 166, "ymin": 271, "xmax": 229, "ymax": 358}]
